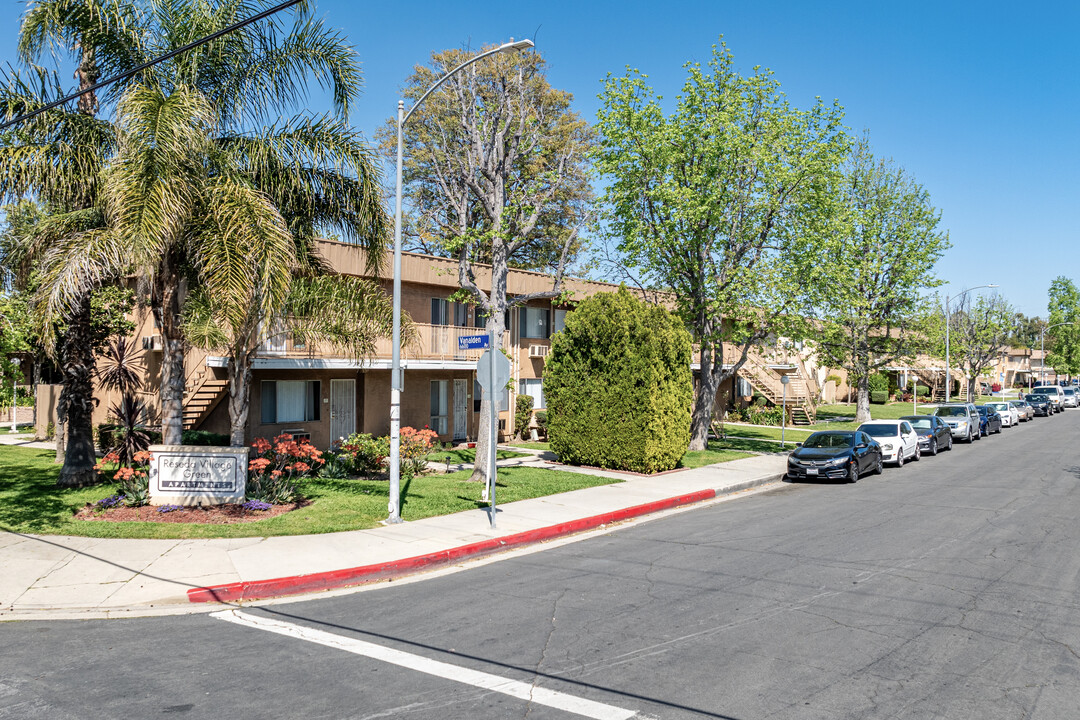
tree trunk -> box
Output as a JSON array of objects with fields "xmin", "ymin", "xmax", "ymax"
[
  {"xmin": 469, "ymin": 295, "xmax": 508, "ymax": 484},
  {"xmin": 689, "ymin": 343, "xmax": 722, "ymax": 451},
  {"xmin": 854, "ymin": 375, "xmax": 871, "ymax": 424},
  {"xmin": 156, "ymin": 268, "xmax": 186, "ymax": 445},
  {"xmin": 227, "ymin": 353, "xmax": 251, "ymax": 448},
  {"xmin": 56, "ymin": 298, "xmax": 98, "ymax": 487}
]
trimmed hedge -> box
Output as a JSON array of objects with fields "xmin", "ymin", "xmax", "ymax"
[
  {"xmin": 544, "ymin": 287, "xmax": 692, "ymax": 474},
  {"xmin": 870, "ymin": 390, "xmax": 889, "ymax": 404},
  {"xmin": 915, "ymin": 384, "xmax": 930, "ymax": 397}
]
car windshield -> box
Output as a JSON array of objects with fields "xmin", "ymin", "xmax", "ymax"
[
  {"xmin": 1066, "ymin": 389, "xmax": 1077, "ymax": 396},
  {"xmin": 976, "ymin": 407, "xmax": 990, "ymax": 415},
  {"xmin": 860, "ymin": 424, "xmax": 898, "ymax": 436},
  {"xmin": 906, "ymin": 418, "xmax": 932, "ymax": 430},
  {"xmin": 987, "ymin": 403, "xmax": 1007, "ymax": 411},
  {"xmin": 802, "ymin": 433, "xmax": 853, "ymax": 449},
  {"xmin": 1026, "ymin": 395, "xmax": 1048, "ymax": 402},
  {"xmin": 935, "ymin": 406, "xmax": 968, "ymax": 416}
]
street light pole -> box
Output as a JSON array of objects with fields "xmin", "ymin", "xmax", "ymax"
[
  {"xmin": 387, "ymin": 38, "xmax": 535, "ymax": 524},
  {"xmin": 1039, "ymin": 322, "xmax": 1074, "ymax": 386},
  {"xmin": 780, "ymin": 375, "xmax": 789, "ymax": 449},
  {"xmin": 943, "ymin": 284, "xmax": 998, "ymax": 402}
]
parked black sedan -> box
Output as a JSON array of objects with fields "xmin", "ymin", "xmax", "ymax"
[
  {"xmin": 1025, "ymin": 393, "xmax": 1054, "ymax": 417},
  {"xmin": 900, "ymin": 415, "xmax": 953, "ymax": 455},
  {"xmin": 786, "ymin": 430, "xmax": 883, "ymax": 483},
  {"xmin": 976, "ymin": 405, "xmax": 1003, "ymax": 435}
]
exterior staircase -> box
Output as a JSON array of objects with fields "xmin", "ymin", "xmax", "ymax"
[
  {"xmin": 736, "ymin": 350, "xmax": 817, "ymax": 425},
  {"xmin": 182, "ymin": 365, "xmax": 228, "ymax": 431}
]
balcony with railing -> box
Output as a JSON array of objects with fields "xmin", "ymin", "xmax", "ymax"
[{"xmin": 258, "ymin": 323, "xmax": 511, "ymax": 363}]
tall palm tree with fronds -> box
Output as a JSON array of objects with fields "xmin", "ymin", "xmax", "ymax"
[{"xmin": 30, "ymin": 0, "xmax": 389, "ymax": 447}]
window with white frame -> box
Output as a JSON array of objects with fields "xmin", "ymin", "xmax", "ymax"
[
  {"xmin": 430, "ymin": 380, "xmax": 449, "ymax": 435},
  {"xmin": 736, "ymin": 377, "xmax": 753, "ymax": 397},
  {"xmin": 261, "ymin": 381, "xmax": 320, "ymax": 424},
  {"xmin": 520, "ymin": 306, "xmax": 550, "ymax": 339},
  {"xmin": 518, "ymin": 378, "xmax": 545, "ymax": 409}
]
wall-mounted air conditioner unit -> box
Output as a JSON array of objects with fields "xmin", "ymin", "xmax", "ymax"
[
  {"xmin": 528, "ymin": 344, "xmax": 550, "ymax": 359},
  {"xmin": 142, "ymin": 335, "xmax": 163, "ymax": 351}
]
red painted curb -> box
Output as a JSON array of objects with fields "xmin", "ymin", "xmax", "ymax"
[{"xmin": 187, "ymin": 488, "xmax": 719, "ymax": 604}]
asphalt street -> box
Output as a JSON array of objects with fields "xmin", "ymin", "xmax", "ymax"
[{"xmin": 3, "ymin": 410, "xmax": 1080, "ymax": 719}]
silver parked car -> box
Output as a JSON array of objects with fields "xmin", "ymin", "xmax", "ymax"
[
  {"xmin": 933, "ymin": 403, "xmax": 981, "ymax": 443},
  {"xmin": 1063, "ymin": 387, "xmax": 1079, "ymax": 408}
]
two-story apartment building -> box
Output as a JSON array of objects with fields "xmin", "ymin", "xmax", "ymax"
[{"xmin": 39, "ymin": 239, "xmax": 625, "ymax": 449}]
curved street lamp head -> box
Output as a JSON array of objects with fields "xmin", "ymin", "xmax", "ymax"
[{"xmin": 499, "ymin": 38, "xmax": 535, "ymax": 53}]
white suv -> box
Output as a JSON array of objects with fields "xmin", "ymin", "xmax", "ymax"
[
  {"xmin": 1062, "ymin": 387, "xmax": 1079, "ymax": 408},
  {"xmin": 1032, "ymin": 385, "xmax": 1065, "ymax": 410}
]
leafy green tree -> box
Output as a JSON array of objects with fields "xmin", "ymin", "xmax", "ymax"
[
  {"xmin": 1008, "ymin": 312, "xmax": 1045, "ymax": 350},
  {"xmin": 809, "ymin": 137, "xmax": 949, "ymax": 423},
  {"xmin": 383, "ymin": 45, "xmax": 592, "ymax": 481},
  {"xmin": 594, "ymin": 42, "xmax": 848, "ymax": 450},
  {"xmin": 1046, "ymin": 277, "xmax": 1080, "ymax": 380},
  {"xmin": 949, "ymin": 294, "xmax": 1014, "ymax": 398},
  {"xmin": 545, "ymin": 287, "xmax": 692, "ymax": 473}
]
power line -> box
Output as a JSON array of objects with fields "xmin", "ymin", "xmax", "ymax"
[{"xmin": 0, "ymin": 0, "xmax": 303, "ymax": 130}]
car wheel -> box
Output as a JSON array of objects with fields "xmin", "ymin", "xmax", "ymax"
[
  {"xmin": 929, "ymin": 438, "xmax": 938, "ymax": 456},
  {"xmin": 913, "ymin": 444, "xmax": 921, "ymax": 461},
  {"xmin": 966, "ymin": 428, "xmax": 974, "ymax": 443},
  {"xmin": 874, "ymin": 456, "xmax": 883, "ymax": 474},
  {"xmin": 848, "ymin": 462, "xmax": 859, "ymax": 483},
  {"xmin": 995, "ymin": 423, "xmax": 1002, "ymax": 434},
  {"xmin": 946, "ymin": 435, "xmax": 953, "ymax": 450},
  {"xmin": 896, "ymin": 450, "xmax": 904, "ymax": 468}
]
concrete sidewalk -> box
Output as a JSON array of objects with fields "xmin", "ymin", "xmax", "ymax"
[{"xmin": 0, "ymin": 452, "xmax": 786, "ymax": 621}]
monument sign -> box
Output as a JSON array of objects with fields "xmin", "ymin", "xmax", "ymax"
[{"xmin": 148, "ymin": 445, "xmax": 249, "ymax": 506}]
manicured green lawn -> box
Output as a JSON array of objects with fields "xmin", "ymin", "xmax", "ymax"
[
  {"xmin": 423, "ymin": 448, "xmax": 526, "ymax": 464},
  {"xmin": 717, "ymin": 424, "xmax": 815, "ymax": 443},
  {"xmin": 506, "ymin": 441, "xmax": 551, "ymax": 452},
  {"xmin": 0, "ymin": 445, "xmax": 619, "ymax": 539},
  {"xmin": 510, "ymin": 439, "xmax": 753, "ymax": 469},
  {"xmin": 814, "ymin": 402, "xmax": 936, "ymax": 429}
]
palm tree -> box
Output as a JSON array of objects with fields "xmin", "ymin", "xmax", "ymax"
[{"xmin": 31, "ymin": 0, "xmax": 389, "ymax": 446}]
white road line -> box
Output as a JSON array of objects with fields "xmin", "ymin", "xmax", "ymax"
[{"xmin": 211, "ymin": 609, "xmax": 639, "ymax": 720}]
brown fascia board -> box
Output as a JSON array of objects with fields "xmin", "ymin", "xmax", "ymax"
[{"xmin": 312, "ymin": 237, "xmax": 636, "ymax": 304}]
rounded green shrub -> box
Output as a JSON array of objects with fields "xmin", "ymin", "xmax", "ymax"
[
  {"xmin": 915, "ymin": 384, "xmax": 929, "ymax": 397},
  {"xmin": 870, "ymin": 389, "xmax": 889, "ymax": 404},
  {"xmin": 544, "ymin": 287, "xmax": 692, "ymax": 473}
]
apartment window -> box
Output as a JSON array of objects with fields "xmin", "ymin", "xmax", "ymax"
[
  {"xmin": 430, "ymin": 380, "xmax": 449, "ymax": 435},
  {"xmin": 736, "ymin": 377, "xmax": 753, "ymax": 397},
  {"xmin": 474, "ymin": 308, "xmax": 512, "ymax": 330},
  {"xmin": 520, "ymin": 307, "xmax": 550, "ymax": 339},
  {"xmin": 262, "ymin": 318, "xmax": 287, "ymax": 354},
  {"xmin": 474, "ymin": 379, "xmax": 509, "ymax": 412},
  {"xmin": 518, "ymin": 378, "xmax": 545, "ymax": 409},
  {"xmin": 553, "ymin": 308, "xmax": 567, "ymax": 335},
  {"xmin": 432, "ymin": 299, "xmax": 469, "ymax": 327},
  {"xmin": 261, "ymin": 381, "xmax": 320, "ymax": 424}
]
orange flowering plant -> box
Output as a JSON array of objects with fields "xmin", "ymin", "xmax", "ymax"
[
  {"xmin": 399, "ymin": 426, "xmax": 439, "ymax": 479},
  {"xmin": 94, "ymin": 449, "xmax": 154, "ymax": 507},
  {"xmin": 246, "ymin": 433, "xmax": 324, "ymax": 504}
]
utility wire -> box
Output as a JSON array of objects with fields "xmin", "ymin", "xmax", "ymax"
[{"xmin": 0, "ymin": 0, "xmax": 302, "ymax": 130}]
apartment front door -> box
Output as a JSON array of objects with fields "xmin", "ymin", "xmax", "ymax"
[
  {"xmin": 330, "ymin": 379, "xmax": 356, "ymax": 442},
  {"xmin": 453, "ymin": 378, "xmax": 468, "ymax": 440}
]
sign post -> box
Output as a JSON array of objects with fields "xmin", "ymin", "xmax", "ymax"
[{"xmin": 476, "ymin": 345, "xmax": 510, "ymax": 529}]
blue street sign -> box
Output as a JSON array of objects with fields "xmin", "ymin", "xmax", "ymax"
[{"xmin": 459, "ymin": 334, "xmax": 490, "ymax": 350}]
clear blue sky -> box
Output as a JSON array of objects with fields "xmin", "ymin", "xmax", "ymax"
[{"xmin": 1, "ymin": 0, "xmax": 1076, "ymax": 317}]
